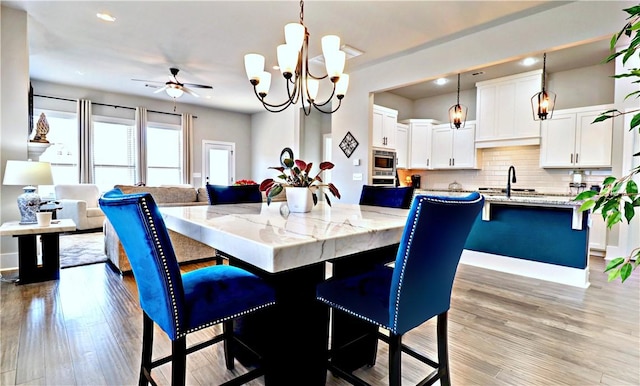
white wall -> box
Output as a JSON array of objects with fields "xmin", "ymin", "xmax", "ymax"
[
  {"xmin": 1, "ymin": 6, "xmax": 30, "ymax": 268},
  {"xmin": 250, "ymin": 108, "xmax": 297, "ymax": 185},
  {"xmin": 330, "ymin": 1, "xmax": 632, "ymax": 204}
]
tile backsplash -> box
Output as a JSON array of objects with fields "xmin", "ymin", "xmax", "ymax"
[{"xmin": 398, "ymin": 145, "xmax": 610, "ymax": 195}]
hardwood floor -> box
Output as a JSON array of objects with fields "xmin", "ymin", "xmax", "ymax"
[{"xmin": 1, "ymin": 256, "xmax": 638, "ymax": 385}]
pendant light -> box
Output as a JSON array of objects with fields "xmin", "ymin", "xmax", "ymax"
[
  {"xmin": 448, "ymin": 73, "xmax": 467, "ymax": 129},
  {"xmin": 243, "ymin": 0, "xmax": 349, "ymax": 115},
  {"xmin": 531, "ymin": 53, "xmax": 556, "ymax": 120}
]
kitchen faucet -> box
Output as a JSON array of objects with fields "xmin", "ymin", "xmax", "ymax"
[{"xmin": 507, "ymin": 165, "xmax": 517, "ymax": 198}]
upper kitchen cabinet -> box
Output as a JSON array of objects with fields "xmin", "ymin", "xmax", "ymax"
[
  {"xmin": 401, "ymin": 119, "xmax": 440, "ymax": 169},
  {"xmin": 372, "ymin": 104, "xmax": 398, "ymax": 149},
  {"xmin": 475, "ymin": 70, "xmax": 542, "ymax": 148},
  {"xmin": 431, "ymin": 122, "xmax": 478, "ymax": 169},
  {"xmin": 395, "ymin": 122, "xmax": 409, "ymax": 169},
  {"xmin": 540, "ymin": 104, "xmax": 614, "ymax": 168}
]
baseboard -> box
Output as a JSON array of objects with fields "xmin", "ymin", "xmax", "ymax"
[{"xmin": 460, "ymin": 249, "xmax": 590, "ymax": 288}]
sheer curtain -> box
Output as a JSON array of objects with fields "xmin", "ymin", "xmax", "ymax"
[
  {"xmin": 181, "ymin": 113, "xmax": 194, "ymax": 185},
  {"xmin": 77, "ymin": 99, "xmax": 92, "ymax": 183},
  {"xmin": 136, "ymin": 107, "xmax": 148, "ymax": 185}
]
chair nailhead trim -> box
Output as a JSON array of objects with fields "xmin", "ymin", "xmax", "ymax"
[{"xmin": 317, "ymin": 296, "xmax": 390, "ymax": 331}]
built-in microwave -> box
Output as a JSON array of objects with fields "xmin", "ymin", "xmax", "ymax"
[{"xmin": 371, "ymin": 148, "xmax": 396, "ymax": 186}]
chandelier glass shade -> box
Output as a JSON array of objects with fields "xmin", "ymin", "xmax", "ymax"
[
  {"xmin": 531, "ymin": 53, "xmax": 556, "ymax": 121},
  {"xmin": 448, "ymin": 73, "xmax": 467, "ymax": 129},
  {"xmin": 243, "ymin": 0, "xmax": 349, "ymax": 115}
]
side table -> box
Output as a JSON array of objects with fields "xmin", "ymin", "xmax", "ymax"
[{"xmin": 0, "ymin": 219, "xmax": 76, "ymax": 284}]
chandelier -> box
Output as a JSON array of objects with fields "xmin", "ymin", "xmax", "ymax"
[
  {"xmin": 243, "ymin": 0, "xmax": 349, "ymax": 115},
  {"xmin": 531, "ymin": 53, "xmax": 556, "ymax": 120},
  {"xmin": 448, "ymin": 73, "xmax": 467, "ymax": 129}
]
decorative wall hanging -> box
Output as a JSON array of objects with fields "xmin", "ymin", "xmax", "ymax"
[{"xmin": 339, "ymin": 131, "xmax": 358, "ymax": 158}]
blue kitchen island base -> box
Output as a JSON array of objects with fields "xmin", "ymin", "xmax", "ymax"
[{"xmin": 462, "ymin": 198, "xmax": 590, "ymax": 288}]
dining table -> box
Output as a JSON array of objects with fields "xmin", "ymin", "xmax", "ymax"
[{"xmin": 159, "ymin": 201, "xmax": 410, "ymax": 385}]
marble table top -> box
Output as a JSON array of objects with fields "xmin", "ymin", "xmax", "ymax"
[
  {"xmin": 0, "ymin": 219, "xmax": 76, "ymax": 236},
  {"xmin": 160, "ymin": 202, "xmax": 409, "ymax": 273}
]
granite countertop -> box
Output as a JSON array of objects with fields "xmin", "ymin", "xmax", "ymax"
[{"xmin": 415, "ymin": 189, "xmax": 582, "ymax": 207}]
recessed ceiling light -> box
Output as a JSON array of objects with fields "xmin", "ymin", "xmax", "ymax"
[
  {"xmin": 522, "ymin": 57, "xmax": 537, "ymax": 66},
  {"xmin": 435, "ymin": 78, "xmax": 448, "ymax": 85},
  {"xmin": 96, "ymin": 13, "xmax": 116, "ymax": 22}
]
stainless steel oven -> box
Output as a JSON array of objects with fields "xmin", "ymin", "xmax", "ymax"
[{"xmin": 371, "ymin": 148, "xmax": 396, "ymax": 186}]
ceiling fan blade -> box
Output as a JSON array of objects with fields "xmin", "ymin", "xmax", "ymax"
[
  {"xmin": 183, "ymin": 82, "xmax": 213, "ymax": 89},
  {"xmin": 132, "ymin": 78, "xmax": 164, "ymax": 84},
  {"xmin": 153, "ymin": 85, "xmax": 168, "ymax": 94},
  {"xmin": 182, "ymin": 86, "xmax": 199, "ymax": 97}
]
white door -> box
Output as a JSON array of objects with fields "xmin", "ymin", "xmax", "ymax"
[{"xmin": 203, "ymin": 141, "xmax": 235, "ymax": 186}]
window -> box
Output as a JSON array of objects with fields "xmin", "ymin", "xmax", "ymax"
[
  {"xmin": 146, "ymin": 123, "xmax": 183, "ymax": 186},
  {"xmin": 92, "ymin": 116, "xmax": 137, "ymax": 192},
  {"xmin": 35, "ymin": 109, "xmax": 78, "ymax": 198}
]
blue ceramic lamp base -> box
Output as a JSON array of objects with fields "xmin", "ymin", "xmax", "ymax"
[{"xmin": 17, "ymin": 186, "xmax": 41, "ymax": 225}]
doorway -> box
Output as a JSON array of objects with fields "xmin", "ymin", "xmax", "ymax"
[{"xmin": 202, "ymin": 141, "xmax": 235, "ymax": 186}]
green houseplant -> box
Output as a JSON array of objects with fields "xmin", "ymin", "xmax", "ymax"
[
  {"xmin": 259, "ymin": 158, "xmax": 341, "ymax": 208},
  {"xmin": 575, "ymin": 4, "xmax": 640, "ymax": 283}
]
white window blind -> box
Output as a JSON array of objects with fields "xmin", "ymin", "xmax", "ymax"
[
  {"xmin": 146, "ymin": 123, "xmax": 183, "ymax": 186},
  {"xmin": 91, "ymin": 117, "xmax": 137, "ymax": 192}
]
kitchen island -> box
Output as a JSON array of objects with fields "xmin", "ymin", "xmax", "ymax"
[{"xmin": 417, "ymin": 190, "xmax": 590, "ymax": 287}]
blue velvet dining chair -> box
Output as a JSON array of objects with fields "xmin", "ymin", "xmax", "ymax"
[
  {"xmin": 99, "ymin": 188, "xmax": 276, "ymax": 386},
  {"xmin": 359, "ymin": 185, "xmax": 415, "ymax": 209},
  {"xmin": 206, "ymin": 183, "xmax": 263, "ymax": 205},
  {"xmin": 317, "ymin": 192, "xmax": 484, "ymax": 386}
]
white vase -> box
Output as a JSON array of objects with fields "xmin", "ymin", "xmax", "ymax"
[{"xmin": 285, "ymin": 187, "xmax": 314, "ymax": 213}]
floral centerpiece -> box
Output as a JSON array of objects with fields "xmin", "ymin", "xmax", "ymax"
[
  {"xmin": 234, "ymin": 179, "xmax": 258, "ymax": 186},
  {"xmin": 259, "ymin": 158, "xmax": 341, "ymax": 207}
]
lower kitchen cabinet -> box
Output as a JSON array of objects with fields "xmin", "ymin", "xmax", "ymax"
[
  {"xmin": 589, "ymin": 213, "xmax": 607, "ymax": 253},
  {"xmin": 430, "ymin": 122, "xmax": 477, "ymax": 169}
]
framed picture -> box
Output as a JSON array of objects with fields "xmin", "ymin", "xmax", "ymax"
[{"xmin": 339, "ymin": 131, "xmax": 359, "ymax": 158}]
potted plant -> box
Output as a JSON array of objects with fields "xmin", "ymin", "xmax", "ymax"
[{"xmin": 259, "ymin": 158, "xmax": 341, "ymax": 212}]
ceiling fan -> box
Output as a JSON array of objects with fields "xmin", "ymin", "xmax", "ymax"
[{"xmin": 132, "ymin": 67, "xmax": 213, "ymax": 98}]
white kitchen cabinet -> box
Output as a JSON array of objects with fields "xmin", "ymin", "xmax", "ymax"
[
  {"xmin": 372, "ymin": 104, "xmax": 398, "ymax": 149},
  {"xmin": 475, "ymin": 70, "xmax": 542, "ymax": 148},
  {"xmin": 431, "ymin": 122, "xmax": 477, "ymax": 169},
  {"xmin": 401, "ymin": 119, "xmax": 440, "ymax": 169},
  {"xmin": 395, "ymin": 122, "xmax": 409, "ymax": 169},
  {"xmin": 540, "ymin": 104, "xmax": 613, "ymax": 168}
]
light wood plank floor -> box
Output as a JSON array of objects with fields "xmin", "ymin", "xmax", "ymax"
[{"xmin": 1, "ymin": 256, "xmax": 638, "ymax": 385}]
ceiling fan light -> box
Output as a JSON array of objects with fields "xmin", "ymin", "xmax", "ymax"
[
  {"xmin": 277, "ymin": 44, "xmax": 298, "ymax": 77},
  {"xmin": 284, "ymin": 23, "xmax": 305, "ymax": 50},
  {"xmin": 244, "ymin": 54, "xmax": 265, "ymax": 83},
  {"xmin": 166, "ymin": 85, "xmax": 184, "ymax": 98}
]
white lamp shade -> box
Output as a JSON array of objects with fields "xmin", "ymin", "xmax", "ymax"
[
  {"xmin": 277, "ymin": 44, "xmax": 299, "ymax": 75},
  {"xmin": 321, "ymin": 35, "xmax": 340, "ymax": 55},
  {"xmin": 324, "ymin": 50, "xmax": 346, "ymax": 79},
  {"xmin": 244, "ymin": 53, "xmax": 265, "ymax": 81},
  {"xmin": 284, "ymin": 23, "xmax": 305, "ymax": 50},
  {"xmin": 166, "ymin": 85, "xmax": 184, "ymax": 98},
  {"xmin": 256, "ymin": 71, "xmax": 272, "ymax": 96},
  {"xmin": 306, "ymin": 78, "xmax": 319, "ymax": 101},
  {"xmin": 335, "ymin": 74, "xmax": 349, "ymax": 96},
  {"xmin": 3, "ymin": 160, "xmax": 54, "ymax": 186}
]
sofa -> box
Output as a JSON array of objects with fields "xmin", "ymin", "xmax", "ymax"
[
  {"xmin": 104, "ymin": 185, "xmax": 215, "ymax": 273},
  {"xmin": 54, "ymin": 184, "xmax": 105, "ymax": 231}
]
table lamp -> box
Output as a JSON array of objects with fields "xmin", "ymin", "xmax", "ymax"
[{"xmin": 2, "ymin": 160, "xmax": 54, "ymax": 224}]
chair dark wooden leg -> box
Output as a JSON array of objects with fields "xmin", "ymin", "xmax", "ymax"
[
  {"xmin": 223, "ymin": 320, "xmax": 235, "ymax": 370},
  {"xmin": 172, "ymin": 337, "xmax": 187, "ymax": 386},
  {"xmin": 139, "ymin": 312, "xmax": 154, "ymax": 386},
  {"xmin": 437, "ymin": 312, "xmax": 451, "ymax": 386},
  {"xmin": 388, "ymin": 333, "xmax": 402, "ymax": 386}
]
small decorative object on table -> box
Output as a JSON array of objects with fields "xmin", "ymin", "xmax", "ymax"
[
  {"xmin": 339, "ymin": 131, "xmax": 359, "ymax": 158},
  {"xmin": 260, "ymin": 158, "xmax": 341, "ymax": 212}
]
